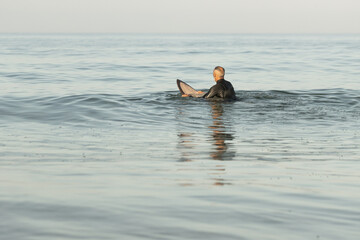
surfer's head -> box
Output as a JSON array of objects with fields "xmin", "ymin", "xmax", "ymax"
[{"xmin": 213, "ymin": 66, "xmax": 225, "ymax": 81}]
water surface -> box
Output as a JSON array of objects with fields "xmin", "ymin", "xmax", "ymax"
[{"xmin": 0, "ymin": 34, "xmax": 360, "ymax": 240}]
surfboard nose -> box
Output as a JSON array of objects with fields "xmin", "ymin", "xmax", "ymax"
[{"xmin": 177, "ymin": 79, "xmax": 185, "ymax": 94}]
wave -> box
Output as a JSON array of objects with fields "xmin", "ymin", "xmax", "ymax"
[{"xmin": 0, "ymin": 89, "xmax": 359, "ymax": 126}]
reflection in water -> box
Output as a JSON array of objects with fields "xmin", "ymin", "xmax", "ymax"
[
  {"xmin": 208, "ymin": 102, "xmax": 235, "ymax": 161},
  {"xmin": 177, "ymin": 133, "xmax": 196, "ymax": 162},
  {"xmin": 176, "ymin": 101, "xmax": 236, "ymax": 162},
  {"xmin": 176, "ymin": 101, "xmax": 236, "ymax": 186}
]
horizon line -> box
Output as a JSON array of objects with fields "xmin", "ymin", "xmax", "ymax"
[{"xmin": 1, "ymin": 32, "xmax": 360, "ymax": 35}]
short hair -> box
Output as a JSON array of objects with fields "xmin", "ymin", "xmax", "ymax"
[{"xmin": 214, "ymin": 66, "xmax": 225, "ymax": 78}]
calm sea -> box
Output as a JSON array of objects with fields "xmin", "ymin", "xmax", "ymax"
[{"xmin": 0, "ymin": 34, "xmax": 359, "ymax": 240}]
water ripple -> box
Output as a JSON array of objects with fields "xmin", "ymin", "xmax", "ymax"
[{"xmin": 0, "ymin": 89, "xmax": 359, "ymax": 126}]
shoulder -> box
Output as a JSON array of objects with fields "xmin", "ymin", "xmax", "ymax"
[
  {"xmin": 217, "ymin": 79, "xmax": 231, "ymax": 88},
  {"xmin": 223, "ymin": 79, "xmax": 234, "ymax": 87},
  {"xmin": 223, "ymin": 79, "xmax": 232, "ymax": 84},
  {"xmin": 212, "ymin": 83, "xmax": 224, "ymax": 91}
]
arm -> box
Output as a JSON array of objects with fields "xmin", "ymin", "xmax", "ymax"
[{"xmin": 203, "ymin": 85, "xmax": 219, "ymax": 98}]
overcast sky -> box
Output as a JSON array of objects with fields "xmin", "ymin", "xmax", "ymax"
[{"xmin": 0, "ymin": 0, "xmax": 359, "ymax": 33}]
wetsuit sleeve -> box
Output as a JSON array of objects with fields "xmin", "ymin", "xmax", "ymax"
[{"xmin": 203, "ymin": 85, "xmax": 220, "ymax": 98}]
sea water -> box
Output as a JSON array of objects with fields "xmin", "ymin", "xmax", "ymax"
[{"xmin": 0, "ymin": 34, "xmax": 359, "ymax": 240}]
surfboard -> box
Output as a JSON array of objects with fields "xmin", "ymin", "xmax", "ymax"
[{"xmin": 177, "ymin": 79, "xmax": 206, "ymax": 98}]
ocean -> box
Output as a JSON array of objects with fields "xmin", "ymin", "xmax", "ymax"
[{"xmin": 0, "ymin": 33, "xmax": 359, "ymax": 239}]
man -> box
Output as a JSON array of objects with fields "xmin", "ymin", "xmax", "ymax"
[
  {"xmin": 203, "ymin": 66, "xmax": 236, "ymax": 100},
  {"xmin": 182, "ymin": 66, "xmax": 236, "ymax": 100}
]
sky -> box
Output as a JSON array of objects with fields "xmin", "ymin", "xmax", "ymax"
[{"xmin": 0, "ymin": 0, "xmax": 359, "ymax": 33}]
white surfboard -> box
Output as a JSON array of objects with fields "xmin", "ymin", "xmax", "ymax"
[{"xmin": 177, "ymin": 79, "xmax": 206, "ymax": 98}]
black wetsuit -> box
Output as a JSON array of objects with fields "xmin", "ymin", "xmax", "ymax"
[{"xmin": 203, "ymin": 79, "xmax": 236, "ymax": 100}]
